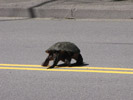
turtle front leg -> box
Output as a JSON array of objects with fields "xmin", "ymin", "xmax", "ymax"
[
  {"xmin": 42, "ymin": 54, "xmax": 53, "ymax": 66},
  {"xmin": 47, "ymin": 53, "xmax": 60, "ymax": 69},
  {"xmin": 64, "ymin": 57, "xmax": 71, "ymax": 66}
]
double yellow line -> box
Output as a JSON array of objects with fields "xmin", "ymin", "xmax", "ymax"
[{"xmin": 0, "ymin": 64, "xmax": 133, "ymax": 74}]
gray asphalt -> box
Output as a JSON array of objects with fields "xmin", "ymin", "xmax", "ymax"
[
  {"xmin": 0, "ymin": 69, "xmax": 133, "ymax": 100},
  {"xmin": 0, "ymin": 18, "xmax": 133, "ymax": 67},
  {"xmin": 0, "ymin": 18, "xmax": 133, "ymax": 100}
]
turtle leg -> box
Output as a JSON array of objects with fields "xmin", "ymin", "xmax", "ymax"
[
  {"xmin": 47, "ymin": 52, "xmax": 60, "ymax": 69},
  {"xmin": 42, "ymin": 53, "xmax": 53, "ymax": 66},
  {"xmin": 61, "ymin": 52, "xmax": 72, "ymax": 66},
  {"xmin": 64, "ymin": 57, "xmax": 71, "ymax": 66},
  {"xmin": 75, "ymin": 54, "xmax": 83, "ymax": 65}
]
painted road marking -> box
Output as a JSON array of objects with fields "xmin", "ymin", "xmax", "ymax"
[
  {"xmin": 0, "ymin": 66, "xmax": 133, "ymax": 74},
  {"xmin": 0, "ymin": 64, "xmax": 133, "ymax": 71},
  {"xmin": 0, "ymin": 64, "xmax": 133, "ymax": 74}
]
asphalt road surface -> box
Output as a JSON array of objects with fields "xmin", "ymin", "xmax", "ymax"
[{"xmin": 0, "ymin": 18, "xmax": 133, "ymax": 100}]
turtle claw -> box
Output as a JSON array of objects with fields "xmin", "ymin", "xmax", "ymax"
[{"xmin": 47, "ymin": 66, "xmax": 54, "ymax": 69}]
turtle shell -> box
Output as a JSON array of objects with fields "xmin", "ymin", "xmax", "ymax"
[{"xmin": 46, "ymin": 42, "xmax": 80, "ymax": 53}]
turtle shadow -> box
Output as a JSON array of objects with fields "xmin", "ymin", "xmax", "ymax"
[{"xmin": 57, "ymin": 62, "xmax": 89, "ymax": 67}]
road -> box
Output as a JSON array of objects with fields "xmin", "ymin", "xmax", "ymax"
[{"xmin": 0, "ymin": 18, "xmax": 133, "ymax": 100}]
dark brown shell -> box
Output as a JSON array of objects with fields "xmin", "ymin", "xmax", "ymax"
[{"xmin": 46, "ymin": 42, "xmax": 80, "ymax": 53}]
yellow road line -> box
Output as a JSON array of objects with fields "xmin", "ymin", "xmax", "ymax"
[
  {"xmin": 0, "ymin": 66, "xmax": 133, "ymax": 74},
  {"xmin": 61, "ymin": 66, "xmax": 133, "ymax": 71},
  {"xmin": 0, "ymin": 64, "xmax": 133, "ymax": 71}
]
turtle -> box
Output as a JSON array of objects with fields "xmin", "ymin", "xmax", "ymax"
[{"xmin": 42, "ymin": 42, "xmax": 83, "ymax": 69}]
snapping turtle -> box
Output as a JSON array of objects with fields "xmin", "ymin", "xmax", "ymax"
[{"xmin": 42, "ymin": 42, "xmax": 83, "ymax": 69}]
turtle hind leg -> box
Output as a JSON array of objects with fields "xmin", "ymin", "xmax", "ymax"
[{"xmin": 75, "ymin": 54, "xmax": 83, "ymax": 65}]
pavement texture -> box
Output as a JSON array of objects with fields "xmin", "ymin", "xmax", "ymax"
[
  {"xmin": 0, "ymin": 0, "xmax": 133, "ymax": 19},
  {"xmin": 0, "ymin": 19, "xmax": 133, "ymax": 67},
  {"xmin": 0, "ymin": 18, "xmax": 133, "ymax": 100}
]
